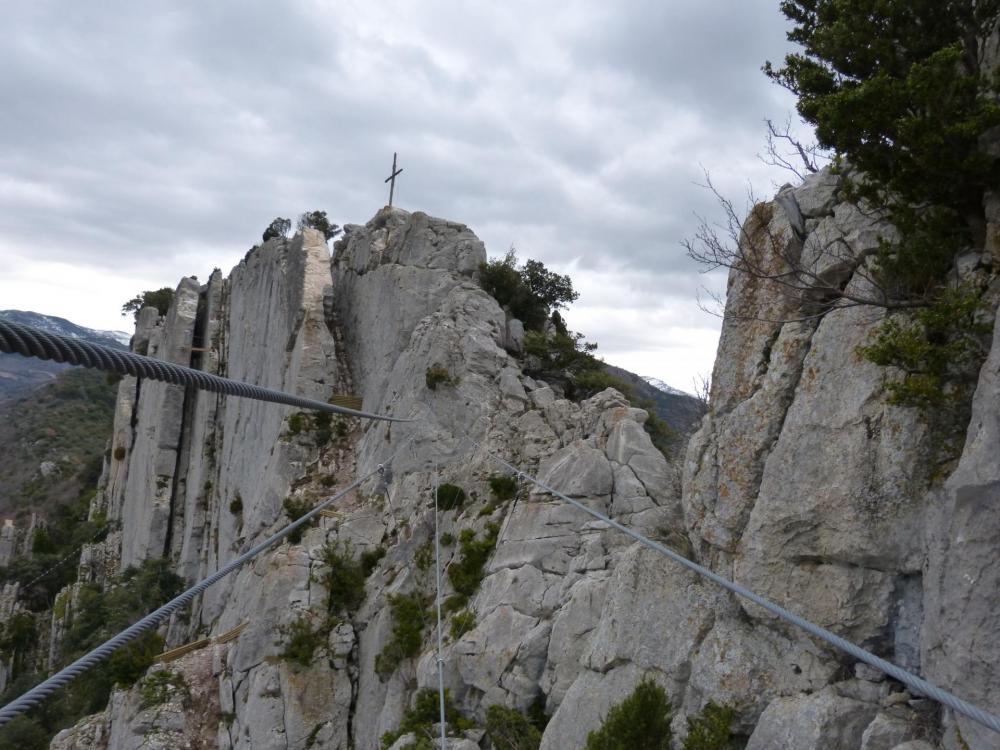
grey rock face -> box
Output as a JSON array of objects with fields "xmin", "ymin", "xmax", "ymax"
[
  {"xmin": 331, "ymin": 208, "xmax": 486, "ymax": 413},
  {"xmin": 923, "ymin": 308, "xmax": 1000, "ymax": 750},
  {"xmin": 860, "ymin": 710, "xmax": 929, "ymax": 750},
  {"xmin": 681, "ymin": 161, "xmax": 1000, "ymax": 749},
  {"xmin": 745, "ymin": 686, "xmax": 878, "ymax": 750},
  {"xmin": 118, "ymin": 276, "xmax": 201, "ymax": 568},
  {"xmin": 47, "ymin": 166, "xmax": 1000, "ymax": 750},
  {"xmin": 794, "ymin": 168, "xmax": 842, "ymax": 218}
]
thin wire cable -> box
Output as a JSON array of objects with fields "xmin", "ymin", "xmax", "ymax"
[
  {"xmin": 0, "ymin": 434, "xmax": 419, "ymax": 726},
  {"xmin": 459, "ymin": 431, "xmax": 1000, "ymax": 737},
  {"xmin": 21, "ymin": 521, "xmax": 116, "ymax": 591},
  {"xmin": 433, "ymin": 465, "xmax": 447, "ymax": 748},
  {"xmin": 0, "ymin": 319, "xmax": 409, "ymax": 423}
]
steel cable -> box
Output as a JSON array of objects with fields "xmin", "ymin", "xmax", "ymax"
[
  {"xmin": 0, "ymin": 319, "xmax": 409, "ymax": 423},
  {"xmin": 458, "ymin": 430, "xmax": 1000, "ymax": 736},
  {"xmin": 0, "ymin": 434, "xmax": 417, "ymax": 726}
]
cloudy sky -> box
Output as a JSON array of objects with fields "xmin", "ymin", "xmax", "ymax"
[{"xmin": 0, "ymin": 0, "xmax": 812, "ymax": 392}]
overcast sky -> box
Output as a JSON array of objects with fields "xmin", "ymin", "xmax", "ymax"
[{"xmin": 0, "ymin": 0, "xmax": 812, "ymax": 392}]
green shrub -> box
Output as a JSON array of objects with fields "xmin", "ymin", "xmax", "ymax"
[
  {"xmin": 415, "ymin": 540, "xmax": 434, "ymax": 571},
  {"xmin": 121, "ymin": 288, "xmax": 175, "ymax": 320},
  {"xmin": 229, "ymin": 495, "xmax": 243, "ymax": 514},
  {"xmin": 297, "ymin": 211, "xmax": 342, "ymax": 241},
  {"xmin": 262, "ymin": 217, "xmax": 291, "ymax": 243},
  {"xmin": 283, "ymin": 497, "xmax": 314, "ymax": 544},
  {"xmin": 585, "ymin": 679, "xmax": 672, "ymax": 750},
  {"xmin": 439, "ymin": 532, "xmax": 455, "ymax": 547},
  {"xmin": 375, "ymin": 593, "xmax": 429, "ymax": 676},
  {"xmin": 858, "ymin": 288, "xmax": 989, "ymax": 409},
  {"xmin": 381, "ymin": 689, "xmax": 473, "ymax": 749},
  {"xmin": 104, "ymin": 630, "xmax": 166, "ymax": 692},
  {"xmin": 139, "ymin": 670, "xmax": 189, "ymax": 709},
  {"xmin": 682, "ymin": 702, "xmax": 736, "ymax": 750},
  {"xmin": 360, "ymin": 547, "xmax": 386, "ymax": 576},
  {"xmin": 436, "ymin": 483, "xmax": 466, "ymax": 511},
  {"xmin": 0, "ymin": 613, "xmax": 36, "ymax": 673},
  {"xmin": 0, "ymin": 559, "xmax": 179, "ymax": 748},
  {"xmin": 449, "ymin": 609, "xmax": 477, "ymax": 639},
  {"xmin": 765, "ymin": 3, "xmax": 1000, "ymax": 300},
  {"xmin": 425, "ymin": 364, "xmax": 454, "ymax": 390},
  {"xmin": 113, "ymin": 445, "xmax": 127, "ymax": 461},
  {"xmin": 527, "ymin": 696, "xmax": 550, "ymax": 733},
  {"xmin": 319, "ymin": 541, "xmax": 370, "ymax": 616},
  {"xmin": 314, "ymin": 411, "xmax": 333, "ymax": 446},
  {"xmin": 280, "ymin": 615, "xmax": 325, "ymax": 667},
  {"xmin": 488, "ymin": 474, "xmax": 518, "ymax": 501},
  {"xmin": 485, "ymin": 704, "xmax": 543, "ymax": 750},
  {"xmin": 287, "ymin": 412, "xmax": 306, "ymax": 436},
  {"xmin": 447, "ymin": 523, "xmax": 500, "ymax": 599},
  {"xmin": 0, "ymin": 715, "xmax": 49, "ymax": 750},
  {"xmin": 478, "ymin": 250, "xmax": 578, "ymax": 332},
  {"xmin": 31, "ymin": 528, "xmax": 55, "ymax": 555}
]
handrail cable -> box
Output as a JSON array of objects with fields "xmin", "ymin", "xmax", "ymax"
[
  {"xmin": 0, "ymin": 319, "xmax": 409, "ymax": 423},
  {"xmin": 457, "ymin": 430, "xmax": 1000, "ymax": 736},
  {"xmin": 0, "ymin": 433, "xmax": 418, "ymax": 726},
  {"xmin": 2, "ymin": 384, "xmax": 999, "ymax": 735},
  {"xmin": 21, "ymin": 521, "xmax": 116, "ymax": 591}
]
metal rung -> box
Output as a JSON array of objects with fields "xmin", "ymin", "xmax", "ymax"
[
  {"xmin": 214, "ymin": 621, "xmax": 249, "ymax": 644},
  {"xmin": 329, "ymin": 394, "xmax": 363, "ymax": 410},
  {"xmin": 157, "ymin": 637, "xmax": 211, "ymax": 663}
]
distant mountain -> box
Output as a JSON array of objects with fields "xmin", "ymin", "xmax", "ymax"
[
  {"xmin": 602, "ymin": 364, "xmax": 706, "ymax": 434},
  {"xmin": 640, "ymin": 376, "xmax": 690, "ymax": 397},
  {"xmin": 0, "ymin": 310, "xmax": 130, "ymax": 402},
  {"xmin": 0, "ymin": 367, "xmax": 116, "ymax": 519}
]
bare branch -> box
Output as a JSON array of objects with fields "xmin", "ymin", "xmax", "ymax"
[
  {"xmin": 684, "ymin": 169, "xmax": 932, "ymax": 327},
  {"xmin": 758, "ymin": 116, "xmax": 832, "ymax": 181},
  {"xmin": 692, "ymin": 372, "xmax": 712, "ymax": 409}
]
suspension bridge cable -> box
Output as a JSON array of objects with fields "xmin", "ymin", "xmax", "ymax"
[
  {"xmin": 457, "ymin": 431, "xmax": 1000, "ymax": 737},
  {"xmin": 433, "ymin": 465, "xmax": 448, "ymax": 749},
  {"xmin": 0, "ymin": 435, "xmax": 418, "ymax": 727},
  {"xmin": 0, "ymin": 319, "xmax": 410, "ymax": 423}
]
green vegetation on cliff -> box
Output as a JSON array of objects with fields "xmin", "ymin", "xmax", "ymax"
[
  {"xmin": 766, "ymin": 0, "xmax": 1000, "ymax": 416},
  {"xmin": 0, "ymin": 558, "xmax": 185, "ymax": 749}
]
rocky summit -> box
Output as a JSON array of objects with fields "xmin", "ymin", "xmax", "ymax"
[{"xmin": 1, "ymin": 174, "xmax": 999, "ymax": 750}]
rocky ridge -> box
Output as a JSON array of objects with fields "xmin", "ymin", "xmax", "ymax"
[{"xmin": 13, "ymin": 165, "xmax": 1000, "ymax": 750}]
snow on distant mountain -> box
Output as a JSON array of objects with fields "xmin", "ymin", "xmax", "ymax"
[
  {"xmin": 640, "ymin": 375, "xmax": 690, "ymax": 397},
  {"xmin": 0, "ymin": 310, "xmax": 130, "ymax": 401},
  {"xmin": 602, "ymin": 364, "xmax": 706, "ymax": 433},
  {"xmin": 0, "ymin": 310, "xmax": 130, "ymax": 349}
]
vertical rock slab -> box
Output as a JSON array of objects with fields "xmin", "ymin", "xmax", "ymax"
[
  {"xmin": 331, "ymin": 208, "xmax": 485, "ymax": 414},
  {"xmin": 923, "ymin": 312, "xmax": 1000, "ymax": 750},
  {"xmin": 733, "ymin": 300, "xmax": 930, "ymax": 649},
  {"xmin": 119, "ymin": 277, "xmax": 200, "ymax": 568}
]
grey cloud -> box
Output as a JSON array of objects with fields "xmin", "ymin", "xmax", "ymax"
[{"xmin": 0, "ymin": 0, "xmax": 807, "ymax": 387}]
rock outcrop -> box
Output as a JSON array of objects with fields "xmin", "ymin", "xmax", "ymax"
[{"xmin": 20, "ymin": 173, "xmax": 1000, "ymax": 750}]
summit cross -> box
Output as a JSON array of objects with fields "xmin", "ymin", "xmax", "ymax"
[{"xmin": 385, "ymin": 152, "xmax": 403, "ymax": 207}]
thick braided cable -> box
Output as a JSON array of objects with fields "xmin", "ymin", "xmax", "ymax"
[
  {"xmin": 461, "ymin": 433, "xmax": 1000, "ymax": 736},
  {"xmin": 0, "ymin": 319, "xmax": 409, "ymax": 423},
  {"xmin": 0, "ymin": 433, "xmax": 418, "ymax": 726}
]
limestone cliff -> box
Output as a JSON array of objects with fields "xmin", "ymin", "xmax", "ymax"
[{"xmin": 31, "ymin": 177, "xmax": 1000, "ymax": 750}]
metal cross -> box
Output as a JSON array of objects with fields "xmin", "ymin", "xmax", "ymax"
[{"xmin": 385, "ymin": 152, "xmax": 403, "ymax": 207}]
